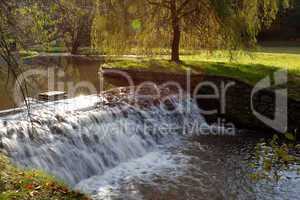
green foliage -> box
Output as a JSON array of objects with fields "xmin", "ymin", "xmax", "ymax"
[
  {"xmin": 17, "ymin": 3, "xmax": 59, "ymax": 46},
  {"xmin": 1, "ymin": 0, "xmax": 95, "ymax": 54},
  {"xmin": 91, "ymin": 0, "xmax": 148, "ymax": 54},
  {"xmin": 55, "ymin": 0, "xmax": 95, "ymax": 54},
  {"xmin": 250, "ymin": 133, "xmax": 299, "ymax": 182},
  {"xmin": 1, "ymin": 0, "xmax": 293, "ymax": 58},
  {"xmin": 91, "ymin": 0, "xmax": 291, "ymax": 58},
  {"xmin": 19, "ymin": 51, "xmax": 38, "ymax": 59},
  {"xmin": 131, "ymin": 19, "xmax": 142, "ymax": 31}
]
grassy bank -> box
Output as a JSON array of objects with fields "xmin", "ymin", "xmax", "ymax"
[
  {"xmin": 105, "ymin": 48, "xmax": 300, "ymax": 100},
  {"xmin": 0, "ymin": 154, "xmax": 89, "ymax": 200},
  {"xmin": 15, "ymin": 46, "xmax": 300, "ymax": 100}
]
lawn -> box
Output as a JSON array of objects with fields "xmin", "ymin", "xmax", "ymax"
[{"xmin": 105, "ymin": 47, "xmax": 300, "ymax": 100}]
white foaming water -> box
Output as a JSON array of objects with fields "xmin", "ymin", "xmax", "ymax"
[
  {"xmin": 75, "ymin": 149, "xmax": 188, "ymax": 199},
  {"xmin": 0, "ymin": 94, "xmax": 208, "ymax": 186}
]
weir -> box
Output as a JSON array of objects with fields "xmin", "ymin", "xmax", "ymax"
[{"xmin": 0, "ymin": 88, "xmax": 209, "ymax": 186}]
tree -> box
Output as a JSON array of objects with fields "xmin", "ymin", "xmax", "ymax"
[
  {"xmin": 14, "ymin": 0, "xmax": 95, "ymax": 54},
  {"xmin": 92, "ymin": 0, "xmax": 291, "ymax": 63},
  {"xmin": 146, "ymin": 0, "xmax": 202, "ymax": 62},
  {"xmin": 91, "ymin": 0, "xmax": 146, "ymax": 54},
  {"xmin": 0, "ymin": 0, "xmax": 32, "ymax": 108},
  {"xmin": 55, "ymin": 0, "xmax": 95, "ymax": 54},
  {"xmin": 259, "ymin": 0, "xmax": 300, "ymax": 41},
  {"xmin": 147, "ymin": 0, "xmax": 291, "ymax": 62}
]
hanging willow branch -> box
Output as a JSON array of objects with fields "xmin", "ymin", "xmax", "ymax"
[{"xmin": 0, "ymin": 1, "xmax": 31, "ymax": 116}]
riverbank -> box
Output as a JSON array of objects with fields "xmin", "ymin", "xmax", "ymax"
[
  {"xmin": 10, "ymin": 46, "xmax": 300, "ymax": 102},
  {"xmin": 0, "ymin": 154, "xmax": 89, "ymax": 200},
  {"xmin": 105, "ymin": 52, "xmax": 300, "ymax": 101}
]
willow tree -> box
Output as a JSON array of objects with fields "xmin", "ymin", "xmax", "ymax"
[
  {"xmin": 53, "ymin": 0, "xmax": 96, "ymax": 54},
  {"xmin": 0, "ymin": 1, "xmax": 61, "ymax": 106},
  {"xmin": 93, "ymin": 0, "xmax": 290, "ymax": 63},
  {"xmin": 91, "ymin": 0, "xmax": 148, "ymax": 54},
  {"xmin": 0, "ymin": 1, "xmax": 32, "ymax": 109}
]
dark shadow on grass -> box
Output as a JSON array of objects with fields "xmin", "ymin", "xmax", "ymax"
[{"xmin": 182, "ymin": 61, "xmax": 283, "ymax": 84}]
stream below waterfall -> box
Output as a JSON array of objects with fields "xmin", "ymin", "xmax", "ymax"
[
  {"xmin": 76, "ymin": 136, "xmax": 300, "ymax": 200},
  {"xmin": 0, "ymin": 89, "xmax": 299, "ymax": 200}
]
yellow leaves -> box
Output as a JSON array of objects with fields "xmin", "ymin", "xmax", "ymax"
[
  {"xmin": 249, "ymin": 172, "xmax": 268, "ymax": 182},
  {"xmin": 285, "ymin": 132, "xmax": 296, "ymax": 141},
  {"xmin": 282, "ymin": 0, "xmax": 291, "ymax": 9},
  {"xmin": 263, "ymin": 159, "xmax": 272, "ymax": 172},
  {"xmin": 0, "ymin": 153, "xmax": 90, "ymax": 199},
  {"xmin": 251, "ymin": 132, "xmax": 299, "ymax": 183},
  {"xmin": 44, "ymin": 180, "xmax": 71, "ymax": 195},
  {"xmin": 128, "ymin": 5, "xmax": 138, "ymax": 14},
  {"xmin": 93, "ymin": 16, "xmax": 107, "ymax": 31}
]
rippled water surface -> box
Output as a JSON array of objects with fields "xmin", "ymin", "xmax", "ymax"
[{"xmin": 77, "ymin": 136, "xmax": 300, "ymax": 200}]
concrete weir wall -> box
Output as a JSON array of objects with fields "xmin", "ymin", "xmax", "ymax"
[
  {"xmin": 0, "ymin": 66, "xmax": 298, "ymax": 134},
  {"xmin": 103, "ymin": 68, "xmax": 300, "ymax": 134}
]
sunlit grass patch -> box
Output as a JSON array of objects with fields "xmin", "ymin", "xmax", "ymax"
[
  {"xmin": 105, "ymin": 47, "xmax": 300, "ymax": 100},
  {"xmin": 181, "ymin": 49, "xmax": 300, "ymax": 74},
  {"xmin": 105, "ymin": 58, "xmax": 189, "ymax": 73}
]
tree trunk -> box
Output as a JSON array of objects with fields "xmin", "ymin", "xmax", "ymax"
[
  {"xmin": 171, "ymin": 22, "xmax": 180, "ymax": 63},
  {"xmin": 71, "ymin": 22, "xmax": 84, "ymax": 55},
  {"xmin": 71, "ymin": 38, "xmax": 80, "ymax": 55},
  {"xmin": 171, "ymin": 0, "xmax": 180, "ymax": 63}
]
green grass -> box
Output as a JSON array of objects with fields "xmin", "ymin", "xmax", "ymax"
[
  {"xmin": 181, "ymin": 49, "xmax": 300, "ymax": 73},
  {"xmin": 104, "ymin": 58, "xmax": 189, "ymax": 73},
  {"xmin": 29, "ymin": 46, "xmax": 68, "ymax": 53},
  {"xmin": 0, "ymin": 154, "xmax": 89, "ymax": 200},
  {"xmin": 28, "ymin": 46, "xmax": 103, "ymax": 55},
  {"xmin": 19, "ymin": 50, "xmax": 39, "ymax": 59},
  {"xmin": 105, "ymin": 47, "xmax": 300, "ymax": 100}
]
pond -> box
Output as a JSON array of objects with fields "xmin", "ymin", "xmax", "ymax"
[{"xmin": 0, "ymin": 55, "xmax": 124, "ymax": 111}]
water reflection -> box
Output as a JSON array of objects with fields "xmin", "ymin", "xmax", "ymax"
[
  {"xmin": 78, "ymin": 136, "xmax": 300, "ymax": 200},
  {"xmin": 0, "ymin": 55, "xmax": 124, "ymax": 110}
]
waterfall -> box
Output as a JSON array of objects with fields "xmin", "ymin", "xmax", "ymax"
[{"xmin": 0, "ymin": 91, "xmax": 207, "ymax": 186}]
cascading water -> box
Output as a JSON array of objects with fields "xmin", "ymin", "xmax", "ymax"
[
  {"xmin": 2, "ymin": 88, "xmax": 297, "ymax": 200},
  {"xmin": 0, "ymin": 88, "xmax": 208, "ymax": 186}
]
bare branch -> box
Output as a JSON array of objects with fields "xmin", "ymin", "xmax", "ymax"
[
  {"xmin": 146, "ymin": 0, "xmax": 171, "ymax": 9},
  {"xmin": 177, "ymin": 0, "xmax": 191, "ymax": 13}
]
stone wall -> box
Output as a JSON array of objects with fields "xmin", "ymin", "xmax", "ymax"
[{"xmin": 103, "ymin": 68, "xmax": 300, "ymax": 134}]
